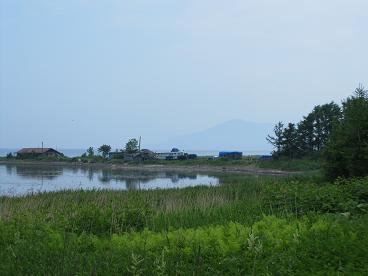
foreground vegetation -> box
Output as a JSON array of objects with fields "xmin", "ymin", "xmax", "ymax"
[{"xmin": 1, "ymin": 175, "xmax": 367, "ymax": 274}]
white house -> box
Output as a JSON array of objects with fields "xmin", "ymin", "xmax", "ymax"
[{"xmin": 155, "ymin": 150, "xmax": 185, "ymax": 160}]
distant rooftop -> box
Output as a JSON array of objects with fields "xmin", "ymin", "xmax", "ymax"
[{"xmin": 17, "ymin": 148, "xmax": 61, "ymax": 154}]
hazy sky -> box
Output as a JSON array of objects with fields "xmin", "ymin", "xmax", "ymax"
[{"xmin": 1, "ymin": 0, "xmax": 367, "ymax": 149}]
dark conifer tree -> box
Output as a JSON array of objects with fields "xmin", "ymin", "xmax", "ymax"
[{"xmin": 323, "ymin": 85, "xmax": 368, "ymax": 179}]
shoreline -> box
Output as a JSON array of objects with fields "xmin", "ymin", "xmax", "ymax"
[{"xmin": 0, "ymin": 159, "xmax": 297, "ymax": 176}]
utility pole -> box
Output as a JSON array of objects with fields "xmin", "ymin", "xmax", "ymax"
[{"xmin": 138, "ymin": 136, "xmax": 142, "ymax": 165}]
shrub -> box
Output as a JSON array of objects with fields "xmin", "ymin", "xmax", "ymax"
[{"xmin": 1, "ymin": 215, "xmax": 367, "ymax": 275}]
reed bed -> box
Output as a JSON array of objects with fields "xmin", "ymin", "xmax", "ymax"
[{"xmin": 0, "ymin": 175, "xmax": 367, "ymax": 274}]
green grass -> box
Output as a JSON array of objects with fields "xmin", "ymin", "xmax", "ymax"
[
  {"xmin": 141, "ymin": 156, "xmax": 258, "ymax": 167},
  {"xmin": 126, "ymin": 156, "xmax": 322, "ymax": 171},
  {"xmin": 256, "ymin": 156, "xmax": 323, "ymax": 171},
  {"xmin": 1, "ymin": 175, "xmax": 367, "ymax": 274},
  {"xmin": 2, "ymin": 214, "xmax": 367, "ymax": 275}
]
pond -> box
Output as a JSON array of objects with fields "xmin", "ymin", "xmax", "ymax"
[{"xmin": 0, "ymin": 164, "xmax": 220, "ymax": 196}]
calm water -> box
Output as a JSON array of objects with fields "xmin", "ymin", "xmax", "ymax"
[{"xmin": 0, "ymin": 164, "xmax": 220, "ymax": 196}]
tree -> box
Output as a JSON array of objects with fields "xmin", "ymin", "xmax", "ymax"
[
  {"xmin": 267, "ymin": 122, "xmax": 300, "ymax": 158},
  {"xmin": 295, "ymin": 103, "xmax": 341, "ymax": 154},
  {"xmin": 86, "ymin": 147, "xmax": 95, "ymax": 157},
  {"xmin": 125, "ymin": 139, "xmax": 139, "ymax": 153},
  {"xmin": 98, "ymin": 144, "xmax": 111, "ymax": 158},
  {"xmin": 266, "ymin": 122, "xmax": 284, "ymax": 155},
  {"xmin": 311, "ymin": 103, "xmax": 341, "ymax": 151},
  {"xmin": 296, "ymin": 114, "xmax": 315, "ymax": 154},
  {"xmin": 281, "ymin": 123, "xmax": 299, "ymax": 158},
  {"xmin": 267, "ymin": 102, "xmax": 341, "ymax": 158},
  {"xmin": 323, "ymin": 85, "xmax": 368, "ymax": 179}
]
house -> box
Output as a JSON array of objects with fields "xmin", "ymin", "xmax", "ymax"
[
  {"xmin": 108, "ymin": 151, "xmax": 124, "ymax": 159},
  {"xmin": 124, "ymin": 149, "xmax": 157, "ymax": 161},
  {"xmin": 108, "ymin": 149, "xmax": 156, "ymax": 161},
  {"xmin": 155, "ymin": 148, "xmax": 185, "ymax": 160},
  {"xmin": 17, "ymin": 148, "xmax": 63, "ymax": 158},
  {"xmin": 138, "ymin": 149, "xmax": 157, "ymax": 160}
]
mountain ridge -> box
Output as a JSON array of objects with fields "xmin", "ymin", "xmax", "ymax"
[{"xmin": 153, "ymin": 119, "xmax": 274, "ymax": 153}]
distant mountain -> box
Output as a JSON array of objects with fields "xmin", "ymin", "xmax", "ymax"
[{"xmin": 155, "ymin": 119, "xmax": 274, "ymax": 153}]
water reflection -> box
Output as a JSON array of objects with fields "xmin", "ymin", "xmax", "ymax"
[
  {"xmin": 0, "ymin": 164, "xmax": 219, "ymax": 196},
  {"xmin": 6, "ymin": 164, "xmax": 14, "ymax": 175},
  {"xmin": 95, "ymin": 170, "xmax": 202, "ymax": 190},
  {"xmin": 10, "ymin": 164, "xmax": 63, "ymax": 180}
]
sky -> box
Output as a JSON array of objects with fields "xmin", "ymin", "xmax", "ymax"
[{"xmin": 0, "ymin": 0, "xmax": 367, "ymax": 149}]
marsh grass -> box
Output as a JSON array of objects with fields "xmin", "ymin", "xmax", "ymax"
[
  {"xmin": 1, "ymin": 175, "xmax": 367, "ymax": 274},
  {"xmin": 256, "ymin": 156, "xmax": 323, "ymax": 171},
  {"xmin": 1, "ymin": 175, "xmax": 366, "ymax": 234}
]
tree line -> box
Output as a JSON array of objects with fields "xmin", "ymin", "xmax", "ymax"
[
  {"xmin": 267, "ymin": 85, "xmax": 368, "ymax": 179},
  {"xmin": 267, "ymin": 102, "xmax": 341, "ymax": 158},
  {"xmin": 83, "ymin": 138, "xmax": 139, "ymax": 159}
]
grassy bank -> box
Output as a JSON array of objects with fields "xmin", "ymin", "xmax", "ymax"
[
  {"xmin": 1, "ymin": 155, "xmax": 322, "ymax": 173},
  {"xmin": 256, "ymin": 156, "xmax": 322, "ymax": 171},
  {"xmin": 1, "ymin": 175, "xmax": 367, "ymax": 274}
]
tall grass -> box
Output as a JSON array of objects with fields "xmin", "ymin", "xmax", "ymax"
[
  {"xmin": 0, "ymin": 175, "xmax": 367, "ymax": 274},
  {"xmin": 1, "ymin": 176, "xmax": 366, "ymax": 234}
]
